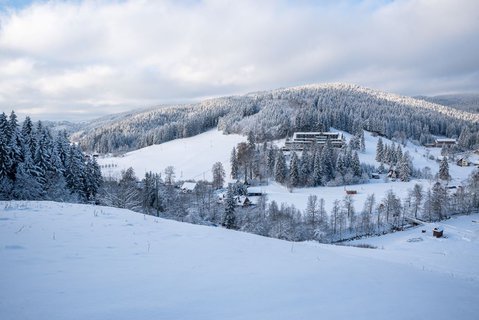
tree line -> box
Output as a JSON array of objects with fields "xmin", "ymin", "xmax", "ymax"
[{"xmin": 0, "ymin": 111, "xmax": 102, "ymax": 202}]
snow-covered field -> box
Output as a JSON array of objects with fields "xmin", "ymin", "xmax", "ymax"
[
  {"xmin": 0, "ymin": 201, "xmax": 478, "ymax": 320},
  {"xmin": 98, "ymin": 129, "xmax": 246, "ymax": 181}
]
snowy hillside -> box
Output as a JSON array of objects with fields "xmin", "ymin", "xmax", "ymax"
[
  {"xmin": 98, "ymin": 129, "xmax": 246, "ymax": 181},
  {"xmin": 1, "ymin": 201, "xmax": 478, "ymax": 320}
]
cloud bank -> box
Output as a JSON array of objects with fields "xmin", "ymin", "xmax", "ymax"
[{"xmin": 0, "ymin": 0, "xmax": 478, "ymax": 121}]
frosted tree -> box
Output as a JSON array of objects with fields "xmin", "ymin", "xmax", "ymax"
[
  {"xmin": 410, "ymin": 184, "xmax": 423, "ymax": 219},
  {"xmin": 352, "ymin": 151, "xmax": 361, "ymax": 177},
  {"xmin": 375, "ymin": 138, "xmax": 384, "ymax": 162},
  {"xmin": 312, "ymin": 149, "xmax": 322, "ymax": 186},
  {"xmin": 222, "ymin": 185, "xmax": 237, "ymax": 229},
  {"xmin": 212, "ymin": 162, "xmax": 225, "ymax": 189},
  {"xmin": 114, "ymin": 167, "xmax": 142, "ymax": 211},
  {"xmin": 320, "ymin": 139, "xmax": 334, "ymax": 182},
  {"xmin": 0, "ymin": 113, "xmax": 11, "ymax": 181},
  {"xmin": 399, "ymin": 151, "xmax": 412, "ymax": 182},
  {"xmin": 11, "ymin": 150, "xmax": 42, "ymax": 200},
  {"xmin": 289, "ymin": 152, "xmax": 300, "ymax": 187},
  {"xmin": 274, "ymin": 151, "xmax": 287, "ymax": 184},
  {"xmin": 431, "ymin": 182, "xmax": 448, "ymax": 220},
  {"xmin": 164, "ymin": 166, "xmax": 175, "ymax": 185},
  {"xmin": 361, "ymin": 194, "xmax": 376, "ymax": 235},
  {"xmin": 439, "ymin": 157, "xmax": 450, "ymax": 181}
]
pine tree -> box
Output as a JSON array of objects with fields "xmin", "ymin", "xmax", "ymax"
[
  {"xmin": 11, "ymin": 150, "xmax": 42, "ymax": 200},
  {"xmin": 300, "ymin": 149, "xmax": 312, "ymax": 186},
  {"xmin": 212, "ymin": 162, "xmax": 225, "ymax": 189},
  {"xmin": 289, "ymin": 152, "xmax": 300, "ymax": 187},
  {"xmin": 274, "ymin": 151, "xmax": 287, "ymax": 184},
  {"xmin": 320, "ymin": 139, "xmax": 334, "ymax": 182},
  {"xmin": 222, "ymin": 185, "xmax": 237, "ymax": 229},
  {"xmin": 0, "ymin": 112, "xmax": 11, "ymax": 180},
  {"xmin": 65, "ymin": 144, "xmax": 86, "ymax": 199},
  {"xmin": 83, "ymin": 157, "xmax": 102, "ymax": 201},
  {"xmin": 352, "ymin": 151, "xmax": 361, "ymax": 177},
  {"xmin": 410, "ymin": 183, "xmax": 423, "ymax": 219},
  {"xmin": 439, "ymin": 156, "xmax": 450, "ymax": 181},
  {"xmin": 399, "ymin": 151, "xmax": 412, "ymax": 182},
  {"xmin": 375, "ymin": 138, "xmax": 384, "ymax": 162},
  {"xmin": 7, "ymin": 111, "xmax": 23, "ymax": 180},
  {"xmin": 312, "ymin": 149, "xmax": 322, "ymax": 186},
  {"xmin": 431, "ymin": 182, "xmax": 448, "ymax": 220},
  {"xmin": 21, "ymin": 116, "xmax": 36, "ymax": 158}
]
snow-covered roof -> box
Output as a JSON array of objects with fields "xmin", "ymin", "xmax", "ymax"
[
  {"xmin": 247, "ymin": 187, "xmax": 263, "ymax": 194},
  {"xmin": 181, "ymin": 182, "xmax": 197, "ymax": 191},
  {"xmin": 435, "ymin": 138, "xmax": 456, "ymax": 143}
]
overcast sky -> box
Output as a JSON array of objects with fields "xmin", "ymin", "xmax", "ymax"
[{"xmin": 0, "ymin": 0, "xmax": 478, "ymax": 121}]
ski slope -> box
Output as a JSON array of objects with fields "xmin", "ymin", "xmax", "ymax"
[{"xmin": 1, "ymin": 201, "xmax": 478, "ymax": 320}]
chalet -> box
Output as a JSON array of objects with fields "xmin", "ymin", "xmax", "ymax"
[
  {"xmin": 434, "ymin": 138, "xmax": 456, "ymax": 147},
  {"xmin": 371, "ymin": 173, "xmax": 380, "ymax": 179},
  {"xmin": 235, "ymin": 196, "xmax": 255, "ymax": 207},
  {"xmin": 282, "ymin": 132, "xmax": 345, "ymax": 151},
  {"xmin": 180, "ymin": 182, "xmax": 197, "ymax": 193},
  {"xmin": 456, "ymin": 158, "xmax": 470, "ymax": 167},
  {"xmin": 345, "ymin": 189, "xmax": 357, "ymax": 195},
  {"xmin": 433, "ymin": 227, "xmax": 444, "ymax": 238}
]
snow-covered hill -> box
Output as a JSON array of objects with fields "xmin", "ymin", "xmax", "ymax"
[
  {"xmin": 1, "ymin": 201, "xmax": 478, "ymax": 320},
  {"xmin": 98, "ymin": 129, "xmax": 246, "ymax": 181}
]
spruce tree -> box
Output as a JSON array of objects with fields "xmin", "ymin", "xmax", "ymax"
[
  {"xmin": 439, "ymin": 156, "xmax": 450, "ymax": 181},
  {"xmin": 399, "ymin": 151, "xmax": 411, "ymax": 182},
  {"xmin": 375, "ymin": 138, "xmax": 384, "ymax": 162},
  {"xmin": 222, "ymin": 185, "xmax": 237, "ymax": 229},
  {"xmin": 0, "ymin": 112, "xmax": 11, "ymax": 180},
  {"xmin": 289, "ymin": 152, "xmax": 300, "ymax": 187},
  {"xmin": 352, "ymin": 151, "xmax": 361, "ymax": 177},
  {"xmin": 274, "ymin": 151, "xmax": 287, "ymax": 184}
]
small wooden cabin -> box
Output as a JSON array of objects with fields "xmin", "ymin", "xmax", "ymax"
[{"xmin": 433, "ymin": 227, "xmax": 444, "ymax": 238}]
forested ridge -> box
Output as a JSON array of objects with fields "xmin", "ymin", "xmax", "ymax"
[{"xmin": 73, "ymin": 83, "xmax": 479, "ymax": 153}]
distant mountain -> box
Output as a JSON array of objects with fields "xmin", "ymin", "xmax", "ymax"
[
  {"xmin": 71, "ymin": 83, "xmax": 479, "ymax": 153},
  {"xmin": 415, "ymin": 93, "xmax": 479, "ymax": 114}
]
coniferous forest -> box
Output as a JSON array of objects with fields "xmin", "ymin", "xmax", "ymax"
[{"xmin": 0, "ymin": 111, "xmax": 102, "ymax": 202}]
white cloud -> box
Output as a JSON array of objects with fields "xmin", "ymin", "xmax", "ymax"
[{"xmin": 0, "ymin": 0, "xmax": 478, "ymax": 121}]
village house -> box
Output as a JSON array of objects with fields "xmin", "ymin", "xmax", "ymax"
[
  {"xmin": 456, "ymin": 158, "xmax": 470, "ymax": 167},
  {"xmin": 180, "ymin": 182, "xmax": 197, "ymax": 193}
]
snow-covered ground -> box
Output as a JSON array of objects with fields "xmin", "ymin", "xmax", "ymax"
[
  {"xmin": 1, "ymin": 201, "xmax": 478, "ymax": 320},
  {"xmin": 98, "ymin": 129, "xmax": 246, "ymax": 181}
]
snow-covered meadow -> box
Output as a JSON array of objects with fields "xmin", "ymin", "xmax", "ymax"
[
  {"xmin": 98, "ymin": 129, "xmax": 247, "ymax": 181},
  {"xmin": 1, "ymin": 201, "xmax": 478, "ymax": 320}
]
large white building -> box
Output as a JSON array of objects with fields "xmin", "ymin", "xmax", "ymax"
[{"xmin": 282, "ymin": 132, "xmax": 345, "ymax": 151}]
